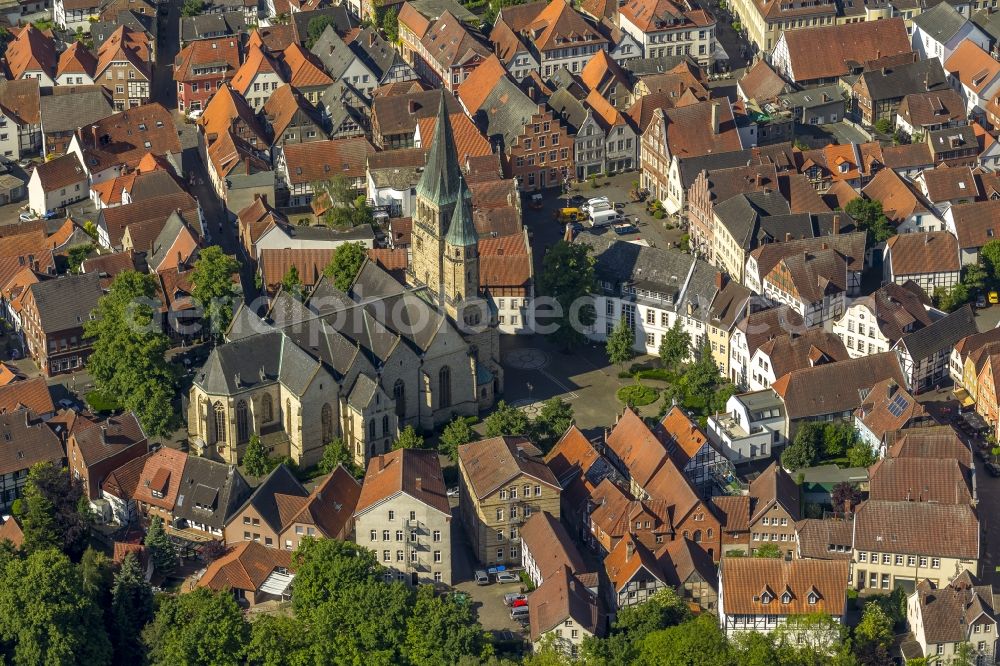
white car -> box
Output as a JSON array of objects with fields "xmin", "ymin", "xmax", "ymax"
[
  {"xmin": 447, "ymin": 487, "xmax": 459, "ymax": 498},
  {"xmin": 188, "ymin": 109, "xmax": 203, "ymax": 120},
  {"xmin": 496, "ymin": 571, "xmax": 519, "ymax": 584}
]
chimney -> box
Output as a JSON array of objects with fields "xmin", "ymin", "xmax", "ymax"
[
  {"xmin": 785, "ymin": 232, "xmax": 792, "ymax": 242},
  {"xmin": 369, "ymin": 31, "xmax": 376, "ymax": 47},
  {"xmin": 715, "ymin": 271, "xmax": 724, "ymax": 289},
  {"xmin": 91, "ymin": 124, "xmax": 98, "ymax": 147},
  {"xmin": 755, "ymin": 172, "xmax": 762, "ymax": 187},
  {"xmin": 626, "ymin": 539, "xmax": 635, "ymax": 561},
  {"xmin": 833, "ymin": 214, "xmax": 841, "ymax": 234},
  {"xmin": 711, "ymin": 103, "xmax": 719, "ymax": 135},
  {"xmin": 415, "ymin": 477, "xmax": 422, "ymax": 492},
  {"xmin": 408, "ymin": 100, "xmax": 418, "ymax": 114},
  {"xmin": 376, "ymin": 455, "xmax": 384, "ymax": 471},
  {"xmin": 528, "ymin": 86, "xmax": 536, "ymax": 102},
  {"xmin": 821, "ymin": 242, "xmax": 828, "ymax": 250}
]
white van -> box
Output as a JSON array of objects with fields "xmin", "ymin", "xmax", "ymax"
[
  {"xmin": 585, "ymin": 200, "xmax": 613, "ymax": 215},
  {"xmin": 589, "ymin": 210, "xmax": 627, "ymax": 227}
]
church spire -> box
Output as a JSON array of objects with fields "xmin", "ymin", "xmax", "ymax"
[
  {"xmin": 416, "ymin": 91, "xmax": 464, "ymax": 206},
  {"xmin": 445, "ymin": 178, "xmax": 476, "ymax": 247}
]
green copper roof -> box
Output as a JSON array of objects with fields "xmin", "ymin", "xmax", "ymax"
[
  {"xmin": 416, "ymin": 91, "xmax": 464, "ymax": 206},
  {"xmin": 445, "ymin": 178, "xmax": 476, "ymax": 247}
]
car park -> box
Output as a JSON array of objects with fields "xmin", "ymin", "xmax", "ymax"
[
  {"xmin": 496, "ymin": 571, "xmax": 519, "ymax": 583},
  {"xmin": 475, "ymin": 570, "xmax": 490, "ymax": 585}
]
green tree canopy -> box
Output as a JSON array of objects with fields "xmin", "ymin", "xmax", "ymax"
[
  {"xmin": 981, "ymin": 239, "xmax": 1000, "ymax": 282},
  {"xmin": 531, "ymin": 397, "xmax": 574, "ymax": 449},
  {"xmin": 845, "ymin": 197, "xmax": 894, "ymax": 244},
  {"xmin": 0, "ymin": 548, "xmax": 112, "ymax": 665},
  {"xmin": 483, "ymin": 400, "xmax": 530, "ymax": 438},
  {"xmin": 191, "ymin": 246, "xmax": 241, "ymax": 338},
  {"xmin": 66, "ymin": 243, "xmax": 94, "ymax": 272},
  {"xmin": 86, "ymin": 271, "xmax": 176, "ymax": 436},
  {"xmin": 143, "ymin": 587, "xmax": 249, "ymax": 666},
  {"xmin": 847, "ymin": 440, "xmax": 877, "ymax": 468},
  {"xmin": 281, "ymin": 266, "xmax": 304, "ymax": 300},
  {"xmin": 404, "ymin": 586, "xmax": 490, "ymax": 665},
  {"xmin": 318, "ymin": 437, "xmax": 360, "ymax": 476},
  {"xmin": 144, "ymin": 515, "xmax": 176, "ymax": 577},
  {"xmin": 180, "ymin": 0, "xmax": 204, "ymax": 16},
  {"xmin": 393, "ymin": 425, "xmax": 425, "ymax": 450},
  {"xmin": 317, "ymin": 174, "xmax": 373, "ymax": 229},
  {"xmin": 292, "ymin": 538, "xmax": 382, "ymax": 617},
  {"xmin": 537, "ymin": 241, "xmax": 596, "ymax": 349},
  {"xmin": 243, "ymin": 433, "xmax": 270, "ymax": 477},
  {"xmin": 753, "ymin": 543, "xmax": 782, "ymax": 558},
  {"xmin": 782, "ymin": 424, "xmax": 821, "ymax": 470},
  {"xmin": 323, "ymin": 241, "xmax": 368, "ymax": 291},
  {"xmin": 605, "ymin": 317, "xmax": 634, "ymax": 370},
  {"xmin": 439, "ymin": 416, "xmax": 474, "ymax": 463},
  {"xmin": 658, "ymin": 320, "xmax": 690, "ymax": 368},
  {"xmin": 639, "ymin": 614, "xmax": 730, "ymax": 666},
  {"xmin": 246, "ymin": 614, "xmax": 315, "ymax": 665},
  {"xmin": 21, "ymin": 462, "xmax": 91, "ymax": 558},
  {"xmin": 111, "ymin": 551, "xmax": 154, "ymax": 665},
  {"xmin": 305, "ymin": 15, "xmax": 336, "ymax": 48}
]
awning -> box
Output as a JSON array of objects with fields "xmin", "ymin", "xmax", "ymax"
[
  {"xmin": 259, "ymin": 570, "xmax": 295, "ymax": 596},
  {"xmin": 954, "ymin": 388, "xmax": 975, "ymax": 407}
]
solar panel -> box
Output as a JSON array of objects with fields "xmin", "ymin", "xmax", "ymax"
[{"xmin": 887, "ymin": 393, "xmax": 909, "ymax": 418}]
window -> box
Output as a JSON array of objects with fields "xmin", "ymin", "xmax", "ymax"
[
  {"xmin": 859, "ymin": 552, "xmax": 867, "ymax": 562},
  {"xmin": 497, "ymin": 530, "xmax": 505, "ymax": 542},
  {"xmin": 236, "ymin": 400, "xmax": 249, "ymax": 443},
  {"xmin": 439, "ymin": 366, "xmax": 451, "ymax": 408},
  {"xmin": 535, "ymin": 486, "xmax": 541, "ymax": 496},
  {"xmin": 389, "ymin": 510, "xmax": 395, "ymax": 521},
  {"xmin": 410, "ymin": 530, "xmax": 417, "ymax": 542},
  {"xmin": 907, "ymin": 556, "xmax": 916, "ymax": 566},
  {"xmin": 895, "ymin": 555, "xmax": 903, "ymax": 565},
  {"xmin": 370, "ymin": 530, "xmax": 377, "ymax": 541},
  {"xmin": 510, "ymin": 506, "xmax": 518, "ymax": 519},
  {"xmin": 500, "ymin": 489, "xmax": 507, "ymax": 500},
  {"xmin": 396, "ymin": 530, "xmax": 403, "ymax": 541},
  {"xmin": 931, "ymin": 558, "xmax": 940, "ymax": 568},
  {"xmin": 383, "ymin": 530, "xmax": 390, "ymax": 540},
  {"xmin": 214, "ymin": 402, "xmax": 226, "ymax": 444},
  {"xmin": 920, "ymin": 557, "xmax": 928, "ymax": 567},
  {"xmin": 434, "ymin": 571, "xmax": 442, "ymax": 582},
  {"xmin": 433, "ymin": 530, "xmax": 441, "ymax": 542},
  {"xmin": 396, "ymin": 550, "xmax": 403, "ymax": 561},
  {"xmin": 497, "ymin": 549, "xmax": 504, "ymax": 560},
  {"xmin": 882, "ymin": 554, "xmax": 891, "ymax": 564},
  {"xmin": 496, "ymin": 508, "xmax": 504, "ymax": 521},
  {"xmin": 321, "ymin": 403, "xmax": 334, "ymax": 443},
  {"xmin": 383, "ymin": 550, "xmax": 391, "ymax": 562},
  {"xmin": 434, "ymin": 550, "xmax": 442, "ymax": 563},
  {"xmin": 243, "ymin": 516, "xmax": 251, "ymax": 525}
]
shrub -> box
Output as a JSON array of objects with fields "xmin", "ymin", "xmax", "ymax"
[{"xmin": 616, "ymin": 384, "xmax": 659, "ymax": 406}]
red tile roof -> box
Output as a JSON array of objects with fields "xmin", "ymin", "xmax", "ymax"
[
  {"xmin": 779, "ymin": 18, "xmax": 910, "ymax": 82},
  {"xmin": 355, "ymin": 448, "xmax": 451, "ymax": 516},
  {"xmin": 173, "ymin": 36, "xmax": 241, "ymax": 83},
  {"xmin": 199, "ymin": 541, "xmax": 294, "ymax": 593},
  {"xmin": 133, "ymin": 448, "xmax": 187, "ymax": 510}
]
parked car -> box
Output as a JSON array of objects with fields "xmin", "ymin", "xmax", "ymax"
[
  {"xmin": 511, "ymin": 598, "xmax": 528, "ymax": 608},
  {"xmin": 57, "ymin": 398, "xmax": 78, "ymax": 411},
  {"xmin": 510, "ymin": 606, "xmax": 530, "ymax": 621},
  {"xmin": 447, "ymin": 487, "xmax": 459, "ymax": 498},
  {"xmin": 529, "ymin": 193, "xmax": 544, "ymax": 209},
  {"xmin": 976, "ymin": 448, "xmax": 990, "ymax": 463},
  {"xmin": 504, "ymin": 593, "xmax": 527, "ymax": 606},
  {"xmin": 43, "ymin": 210, "xmax": 58, "ymax": 220},
  {"xmin": 977, "ymin": 293, "xmax": 987, "ymax": 308},
  {"xmin": 474, "ymin": 570, "xmax": 490, "ymax": 585},
  {"xmin": 986, "ymin": 462, "xmax": 1000, "ymax": 477},
  {"xmin": 991, "ymin": 291, "xmax": 999, "ymax": 305},
  {"xmin": 18, "ymin": 212, "xmax": 34, "ymax": 222},
  {"xmin": 496, "ymin": 571, "xmax": 519, "ymax": 584},
  {"xmin": 612, "ymin": 222, "xmax": 639, "ymax": 235}
]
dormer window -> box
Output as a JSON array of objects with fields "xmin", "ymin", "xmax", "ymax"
[
  {"xmin": 781, "ymin": 592, "xmax": 791, "ymax": 604},
  {"xmin": 808, "ymin": 592, "xmax": 818, "ymax": 604},
  {"xmin": 761, "ymin": 592, "xmax": 772, "ymax": 604}
]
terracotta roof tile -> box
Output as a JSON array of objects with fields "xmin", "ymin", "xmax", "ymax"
[
  {"xmin": 479, "ymin": 233, "xmax": 531, "ymax": 288},
  {"xmin": 415, "ymin": 112, "xmax": 491, "ymax": 161},
  {"xmin": 945, "ymin": 40, "xmax": 1000, "ymax": 96},
  {"xmin": 6, "ymin": 25, "xmax": 57, "ymax": 80},
  {"xmin": 34, "ymin": 153, "xmax": 87, "ymax": 192},
  {"xmin": 885, "ymin": 231, "xmax": 960, "ymax": 276},
  {"xmin": 230, "ymin": 44, "xmax": 285, "ymax": 96},
  {"xmin": 854, "ymin": 500, "xmax": 978, "ymax": 558},
  {"xmin": 0, "ymin": 409, "xmax": 63, "ymax": 477},
  {"xmin": 658, "ymin": 406, "xmax": 709, "ymax": 468},
  {"xmin": 0, "ymin": 516, "xmax": 24, "ymax": 548},
  {"xmin": 795, "ymin": 517, "xmax": 853, "ymax": 560},
  {"xmin": 739, "ymin": 59, "xmax": 788, "ymax": 102},
  {"xmin": 199, "ymin": 541, "xmax": 293, "ymax": 593},
  {"xmin": 720, "ymin": 558, "xmax": 849, "ymax": 616},
  {"xmin": 861, "ymin": 168, "xmax": 932, "ymax": 226},
  {"xmin": 0, "ymin": 78, "xmax": 41, "ymax": 127},
  {"xmin": 282, "ymin": 42, "xmax": 334, "ymax": 88},
  {"xmin": 79, "ymin": 103, "xmax": 182, "ymax": 174},
  {"xmin": 869, "ymin": 457, "xmax": 971, "ymax": 504},
  {"xmin": 897, "ymin": 90, "xmax": 966, "ymax": 129},
  {"xmin": 0, "ymin": 377, "xmax": 54, "ymax": 415},
  {"xmin": 662, "ymin": 100, "xmax": 743, "ymax": 159},
  {"xmin": 102, "ymin": 451, "xmax": 150, "ymax": 501},
  {"xmin": 259, "ymin": 247, "xmax": 336, "ymax": 289},
  {"xmin": 604, "ymin": 533, "xmax": 663, "ymax": 593},
  {"xmin": 282, "ymin": 137, "xmax": 374, "ymax": 186},
  {"xmin": 949, "ymin": 200, "xmax": 1000, "ymax": 250},
  {"xmin": 173, "ymin": 36, "xmax": 241, "ymax": 83},
  {"xmin": 520, "ymin": 0, "xmax": 607, "ymax": 52},
  {"xmin": 132, "ymin": 448, "xmax": 187, "ymax": 510},
  {"xmin": 528, "ymin": 566, "xmax": 602, "ymax": 641},
  {"xmin": 456, "ymin": 54, "xmax": 508, "ymax": 115},
  {"xmin": 355, "ymin": 448, "xmax": 451, "ymax": 516},
  {"xmin": 778, "ymin": 18, "xmax": 911, "ymax": 83},
  {"xmin": 56, "ymin": 42, "xmax": 97, "ymax": 78},
  {"xmin": 522, "ymin": 510, "xmax": 591, "ymax": 581},
  {"xmin": 856, "ymin": 378, "xmax": 927, "ymax": 441},
  {"xmin": 457, "ymin": 436, "xmax": 558, "ymax": 500},
  {"xmin": 605, "ymin": 408, "xmax": 668, "ymax": 488}
]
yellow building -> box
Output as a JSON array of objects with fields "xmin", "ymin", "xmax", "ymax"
[{"xmin": 457, "ymin": 436, "xmax": 562, "ymax": 568}]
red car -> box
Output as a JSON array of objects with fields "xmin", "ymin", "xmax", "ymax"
[{"xmin": 512, "ymin": 599, "xmax": 528, "ymax": 608}]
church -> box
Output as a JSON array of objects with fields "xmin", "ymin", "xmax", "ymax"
[{"xmin": 187, "ymin": 94, "xmax": 504, "ymax": 469}]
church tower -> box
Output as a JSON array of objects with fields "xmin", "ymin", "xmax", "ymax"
[
  {"xmin": 407, "ymin": 92, "xmax": 466, "ymax": 303},
  {"xmin": 443, "ymin": 178, "xmax": 480, "ymax": 323}
]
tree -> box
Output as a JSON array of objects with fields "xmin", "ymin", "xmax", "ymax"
[
  {"xmin": 281, "ymin": 266, "xmax": 304, "ymax": 300},
  {"xmin": 782, "ymin": 424, "xmax": 821, "ymax": 470},
  {"xmin": 144, "ymin": 516, "xmax": 176, "ymax": 577},
  {"xmin": 820, "ymin": 422, "xmax": 856, "ymax": 458},
  {"xmin": 982, "ymin": 239, "xmax": 1000, "ymax": 283},
  {"xmin": 874, "ymin": 117, "xmax": 893, "ymax": 135},
  {"xmin": 846, "ymin": 197, "xmax": 894, "ymax": 244},
  {"xmin": 639, "ymin": 614, "xmax": 730, "ymax": 666},
  {"xmin": 246, "ymin": 614, "xmax": 315, "ymax": 665},
  {"xmin": 319, "ymin": 437, "xmax": 358, "ymax": 476},
  {"xmin": 536, "ymin": 241, "xmax": 596, "ymax": 350},
  {"xmin": 86, "ymin": 271, "xmax": 177, "ymax": 437},
  {"xmin": 934, "ymin": 282, "xmax": 969, "ymax": 312},
  {"xmin": 405, "ymin": 585, "xmax": 490, "ymax": 665},
  {"xmin": 847, "ymin": 440, "xmax": 877, "ymax": 468},
  {"xmin": 532, "ymin": 397, "xmax": 574, "ymax": 449},
  {"xmin": 484, "ymin": 400, "xmax": 530, "ymax": 437},
  {"xmin": 0, "ymin": 548, "xmax": 112, "ymax": 666},
  {"xmin": 143, "ymin": 587, "xmax": 249, "ymax": 666},
  {"xmin": 310, "ymin": 578, "xmax": 413, "ymax": 664},
  {"xmin": 191, "ymin": 246, "xmax": 241, "ymax": 338},
  {"xmin": 67, "ymin": 243, "xmax": 94, "ymax": 272},
  {"xmin": 111, "ymin": 551, "xmax": 154, "ymax": 666},
  {"xmin": 585, "ymin": 588, "xmax": 693, "ymax": 665},
  {"xmin": 855, "ymin": 601, "xmax": 893, "ymax": 665},
  {"xmin": 21, "ymin": 462, "xmax": 91, "ymax": 558},
  {"xmin": 393, "ymin": 424, "xmax": 425, "ymax": 450},
  {"xmin": 658, "ymin": 320, "xmax": 690, "ymax": 368},
  {"xmin": 831, "ymin": 481, "xmax": 862, "ymax": 512},
  {"xmin": 379, "ymin": 7, "xmax": 399, "ymax": 42},
  {"xmin": 291, "ymin": 538, "xmax": 381, "ymax": 617},
  {"xmin": 180, "ymin": 0, "xmax": 204, "ymax": 15},
  {"xmin": 963, "ymin": 262, "xmax": 988, "ymax": 294},
  {"xmin": 316, "ymin": 174, "xmax": 373, "ymax": 229},
  {"xmin": 605, "ymin": 317, "xmax": 634, "ymax": 370},
  {"xmin": 753, "ymin": 543, "xmax": 782, "ymax": 558},
  {"xmin": 678, "ymin": 347, "xmax": 722, "ymax": 410},
  {"xmin": 243, "ymin": 433, "xmax": 270, "ymax": 477},
  {"xmin": 305, "ymin": 15, "xmax": 336, "ymax": 48},
  {"xmin": 439, "ymin": 416, "xmax": 474, "ymax": 463},
  {"xmin": 323, "ymin": 241, "xmax": 367, "ymax": 291}
]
